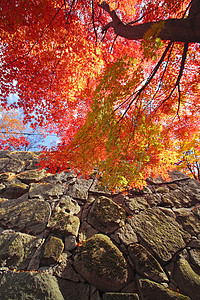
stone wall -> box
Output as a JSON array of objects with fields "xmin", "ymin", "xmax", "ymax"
[{"xmin": 0, "ymin": 150, "xmax": 200, "ymax": 299}]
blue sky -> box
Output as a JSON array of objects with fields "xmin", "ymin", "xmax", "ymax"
[{"xmin": 1, "ymin": 93, "xmax": 60, "ymax": 151}]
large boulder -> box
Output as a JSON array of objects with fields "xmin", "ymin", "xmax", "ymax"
[
  {"xmin": 47, "ymin": 209, "xmax": 80, "ymax": 237},
  {"xmin": 161, "ymin": 190, "xmax": 195, "ymax": 208},
  {"xmin": 128, "ymin": 243, "xmax": 168, "ymax": 282},
  {"xmin": 0, "ymin": 198, "xmax": 51, "ymax": 235},
  {"xmin": 0, "ymin": 269, "xmax": 64, "ymax": 300},
  {"xmin": 17, "ymin": 169, "xmax": 48, "ymax": 184},
  {"xmin": 67, "ymin": 178, "xmax": 93, "ymax": 200},
  {"xmin": 174, "ymin": 257, "xmax": 200, "ymax": 300},
  {"xmin": 0, "ymin": 158, "xmax": 25, "ymax": 173},
  {"xmin": 0, "ymin": 179, "xmax": 29, "ymax": 199},
  {"xmin": 0, "ymin": 230, "xmax": 44, "ymax": 270},
  {"xmin": 128, "ymin": 207, "xmax": 190, "ymax": 262},
  {"xmin": 29, "ymin": 182, "xmax": 65, "ymax": 199},
  {"xmin": 137, "ymin": 277, "xmax": 190, "ymax": 300},
  {"xmin": 74, "ymin": 234, "xmax": 128, "ymax": 291},
  {"xmin": 87, "ymin": 196, "xmax": 126, "ymax": 234},
  {"xmin": 174, "ymin": 208, "xmax": 200, "ymax": 236}
]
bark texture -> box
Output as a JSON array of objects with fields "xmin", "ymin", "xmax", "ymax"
[{"xmin": 99, "ymin": 0, "xmax": 200, "ymax": 43}]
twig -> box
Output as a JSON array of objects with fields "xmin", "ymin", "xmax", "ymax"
[{"xmin": 3, "ymin": 3, "xmax": 65, "ymax": 68}]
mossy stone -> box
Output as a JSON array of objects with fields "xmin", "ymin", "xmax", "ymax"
[
  {"xmin": 47, "ymin": 209, "xmax": 80, "ymax": 237},
  {"xmin": 128, "ymin": 207, "xmax": 190, "ymax": 262},
  {"xmin": 0, "ymin": 270, "xmax": 64, "ymax": 300},
  {"xmin": 87, "ymin": 196, "xmax": 126, "ymax": 234},
  {"xmin": 17, "ymin": 169, "xmax": 48, "ymax": 184},
  {"xmin": 137, "ymin": 277, "xmax": 190, "ymax": 300},
  {"xmin": 128, "ymin": 243, "xmax": 168, "ymax": 282},
  {"xmin": 174, "ymin": 257, "xmax": 200, "ymax": 300},
  {"xmin": 0, "ymin": 230, "xmax": 43, "ymax": 270},
  {"xmin": 42, "ymin": 236, "xmax": 64, "ymax": 263},
  {"xmin": 74, "ymin": 234, "xmax": 128, "ymax": 291}
]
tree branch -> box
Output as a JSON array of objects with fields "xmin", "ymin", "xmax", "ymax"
[
  {"xmin": 98, "ymin": 1, "xmax": 200, "ymax": 43},
  {"xmin": 3, "ymin": 3, "xmax": 65, "ymax": 68}
]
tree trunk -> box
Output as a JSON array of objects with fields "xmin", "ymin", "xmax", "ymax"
[{"xmin": 99, "ymin": 0, "xmax": 200, "ymax": 43}]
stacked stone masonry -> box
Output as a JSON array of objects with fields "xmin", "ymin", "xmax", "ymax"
[{"xmin": 0, "ymin": 150, "xmax": 200, "ymax": 299}]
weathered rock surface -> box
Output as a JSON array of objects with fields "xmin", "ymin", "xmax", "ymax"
[
  {"xmin": 56, "ymin": 195, "xmax": 81, "ymax": 214},
  {"xmin": 128, "ymin": 243, "xmax": 168, "ymax": 282},
  {"xmin": 53, "ymin": 253, "xmax": 81, "ymax": 282},
  {"xmin": 67, "ymin": 178, "xmax": 93, "ymax": 200},
  {"xmin": 189, "ymin": 248, "xmax": 200, "ymax": 268},
  {"xmin": 174, "ymin": 208, "xmax": 200, "ymax": 236},
  {"xmin": 74, "ymin": 234, "xmax": 128, "ymax": 291},
  {"xmin": 0, "ymin": 158, "xmax": 25, "ymax": 173},
  {"xmin": 128, "ymin": 207, "xmax": 191, "ymax": 262},
  {"xmin": 0, "ymin": 269, "xmax": 64, "ymax": 300},
  {"xmin": 103, "ymin": 293, "xmax": 140, "ymax": 299},
  {"xmin": 0, "ymin": 230, "xmax": 43, "ymax": 270},
  {"xmin": 57, "ymin": 278, "xmax": 90, "ymax": 300},
  {"xmin": 161, "ymin": 189, "xmax": 196, "ymax": 208},
  {"xmin": 87, "ymin": 196, "xmax": 126, "ymax": 234},
  {"xmin": 137, "ymin": 277, "xmax": 190, "ymax": 300},
  {"xmin": 0, "ymin": 179, "xmax": 29, "ymax": 199},
  {"xmin": 29, "ymin": 182, "xmax": 65, "ymax": 199},
  {"xmin": 47, "ymin": 209, "xmax": 80, "ymax": 236},
  {"xmin": 41, "ymin": 235, "xmax": 64, "ymax": 265},
  {"xmin": 174, "ymin": 257, "xmax": 200, "ymax": 300},
  {"xmin": 0, "ymin": 198, "xmax": 51, "ymax": 235},
  {"xmin": 0, "ymin": 172, "xmax": 15, "ymax": 183},
  {"xmin": 0, "ymin": 151, "xmax": 199, "ymax": 299},
  {"xmin": 114, "ymin": 223, "xmax": 138, "ymax": 246},
  {"xmin": 78, "ymin": 220, "xmax": 98, "ymax": 242},
  {"xmin": 17, "ymin": 169, "xmax": 48, "ymax": 184},
  {"xmin": 126, "ymin": 196, "xmax": 150, "ymax": 212}
]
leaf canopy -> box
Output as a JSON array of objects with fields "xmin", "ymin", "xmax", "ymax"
[{"xmin": 0, "ymin": 0, "xmax": 199, "ymax": 189}]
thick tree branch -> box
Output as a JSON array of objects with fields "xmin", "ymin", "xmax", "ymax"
[{"xmin": 98, "ymin": 0, "xmax": 200, "ymax": 43}]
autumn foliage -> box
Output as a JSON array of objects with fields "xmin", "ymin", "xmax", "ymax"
[
  {"xmin": 0, "ymin": 0, "xmax": 200, "ymax": 189},
  {"xmin": 0, "ymin": 107, "xmax": 30, "ymax": 150}
]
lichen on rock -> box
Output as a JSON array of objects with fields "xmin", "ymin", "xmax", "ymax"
[
  {"xmin": 0, "ymin": 198, "xmax": 51, "ymax": 235},
  {"xmin": 41, "ymin": 235, "xmax": 64, "ymax": 265},
  {"xmin": 87, "ymin": 196, "xmax": 126, "ymax": 234},
  {"xmin": 137, "ymin": 277, "xmax": 190, "ymax": 300},
  {"xmin": 174, "ymin": 257, "xmax": 200, "ymax": 300},
  {"xmin": 128, "ymin": 243, "xmax": 168, "ymax": 282},
  {"xmin": 74, "ymin": 234, "xmax": 128, "ymax": 291},
  {"xmin": 47, "ymin": 209, "xmax": 80, "ymax": 237},
  {"xmin": 0, "ymin": 230, "xmax": 44, "ymax": 270},
  {"xmin": 0, "ymin": 269, "xmax": 64, "ymax": 300},
  {"xmin": 128, "ymin": 207, "xmax": 191, "ymax": 262}
]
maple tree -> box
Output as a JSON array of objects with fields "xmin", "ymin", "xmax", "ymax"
[
  {"xmin": 0, "ymin": 107, "xmax": 29, "ymax": 150},
  {"xmin": 0, "ymin": 0, "xmax": 200, "ymax": 189},
  {"xmin": 0, "ymin": 107, "xmax": 48, "ymax": 151},
  {"xmin": 176, "ymin": 133, "xmax": 200, "ymax": 181}
]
